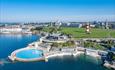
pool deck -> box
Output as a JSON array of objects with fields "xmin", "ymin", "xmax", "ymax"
[{"xmin": 9, "ymin": 45, "xmax": 101, "ymax": 62}]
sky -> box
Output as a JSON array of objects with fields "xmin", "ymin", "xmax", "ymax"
[{"xmin": 0, "ymin": 0, "xmax": 115, "ymax": 22}]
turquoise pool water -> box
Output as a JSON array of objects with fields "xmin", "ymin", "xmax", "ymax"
[{"xmin": 16, "ymin": 49, "xmax": 43, "ymax": 59}]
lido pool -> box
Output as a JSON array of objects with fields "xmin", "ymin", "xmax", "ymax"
[{"xmin": 16, "ymin": 49, "xmax": 43, "ymax": 59}]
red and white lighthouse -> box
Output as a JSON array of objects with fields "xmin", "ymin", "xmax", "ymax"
[{"xmin": 86, "ymin": 23, "xmax": 91, "ymax": 34}]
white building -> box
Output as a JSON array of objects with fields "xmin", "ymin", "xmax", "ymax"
[{"xmin": 0, "ymin": 27, "xmax": 22, "ymax": 33}]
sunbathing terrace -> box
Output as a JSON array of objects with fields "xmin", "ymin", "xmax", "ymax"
[
  {"xmin": 41, "ymin": 33, "xmax": 69, "ymax": 43},
  {"xmin": 8, "ymin": 41, "xmax": 102, "ymax": 62}
]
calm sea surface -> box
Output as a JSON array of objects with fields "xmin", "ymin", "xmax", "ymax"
[{"xmin": 0, "ymin": 34, "xmax": 111, "ymax": 70}]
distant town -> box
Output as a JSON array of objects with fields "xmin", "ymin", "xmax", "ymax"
[{"xmin": 0, "ymin": 21, "xmax": 115, "ymax": 34}]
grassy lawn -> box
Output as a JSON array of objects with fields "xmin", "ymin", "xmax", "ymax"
[{"xmin": 60, "ymin": 27, "xmax": 115, "ymax": 38}]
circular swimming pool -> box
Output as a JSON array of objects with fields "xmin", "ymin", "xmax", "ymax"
[{"xmin": 15, "ymin": 49, "xmax": 44, "ymax": 61}]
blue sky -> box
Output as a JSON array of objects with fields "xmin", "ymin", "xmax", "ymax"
[{"xmin": 0, "ymin": 0, "xmax": 115, "ymax": 22}]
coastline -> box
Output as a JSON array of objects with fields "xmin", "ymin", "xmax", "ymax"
[{"xmin": 8, "ymin": 35, "xmax": 115, "ymax": 69}]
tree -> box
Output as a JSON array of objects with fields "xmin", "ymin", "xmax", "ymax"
[
  {"xmin": 49, "ymin": 27, "xmax": 58, "ymax": 33},
  {"xmin": 31, "ymin": 27, "xmax": 43, "ymax": 32},
  {"xmin": 106, "ymin": 40, "xmax": 114, "ymax": 50}
]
